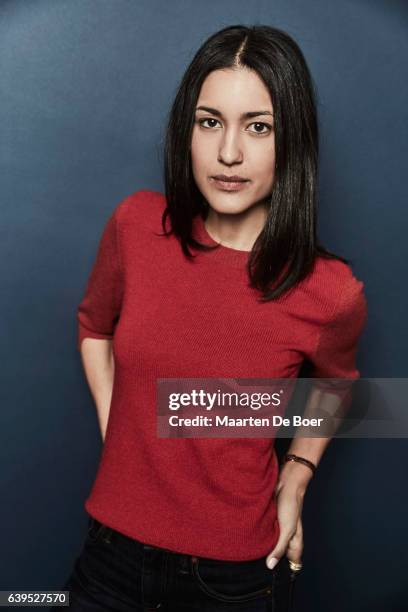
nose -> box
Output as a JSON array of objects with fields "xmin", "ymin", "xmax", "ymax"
[{"xmin": 218, "ymin": 128, "xmax": 243, "ymax": 165}]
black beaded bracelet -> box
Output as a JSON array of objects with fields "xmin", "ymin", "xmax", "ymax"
[{"xmin": 282, "ymin": 453, "xmax": 317, "ymax": 475}]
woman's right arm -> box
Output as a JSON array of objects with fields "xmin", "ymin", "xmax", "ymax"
[
  {"xmin": 79, "ymin": 338, "xmax": 115, "ymax": 442},
  {"xmin": 76, "ymin": 203, "xmax": 126, "ymax": 441}
]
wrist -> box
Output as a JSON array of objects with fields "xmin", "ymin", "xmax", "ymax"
[{"xmin": 277, "ymin": 458, "xmax": 313, "ymax": 494}]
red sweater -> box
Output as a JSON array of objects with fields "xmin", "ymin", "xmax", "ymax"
[{"xmin": 77, "ymin": 189, "xmax": 367, "ymax": 561}]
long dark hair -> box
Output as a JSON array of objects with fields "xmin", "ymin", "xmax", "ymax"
[{"xmin": 162, "ymin": 24, "xmax": 348, "ymax": 301}]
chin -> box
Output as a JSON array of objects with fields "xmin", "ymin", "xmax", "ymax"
[{"xmin": 205, "ymin": 198, "xmax": 254, "ymax": 216}]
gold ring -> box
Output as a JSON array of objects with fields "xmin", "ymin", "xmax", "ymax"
[{"xmin": 288, "ymin": 560, "xmax": 303, "ymax": 572}]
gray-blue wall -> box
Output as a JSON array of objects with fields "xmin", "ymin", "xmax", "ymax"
[{"xmin": 1, "ymin": 1, "xmax": 407, "ymax": 610}]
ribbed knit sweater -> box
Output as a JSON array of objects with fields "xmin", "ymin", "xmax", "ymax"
[{"xmin": 77, "ymin": 189, "xmax": 368, "ymax": 561}]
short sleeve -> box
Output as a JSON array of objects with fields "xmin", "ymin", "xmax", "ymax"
[
  {"xmin": 309, "ymin": 276, "xmax": 368, "ymax": 381},
  {"xmin": 77, "ymin": 207, "xmax": 124, "ymax": 351}
]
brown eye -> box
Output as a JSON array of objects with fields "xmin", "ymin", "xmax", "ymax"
[
  {"xmin": 198, "ymin": 118, "xmax": 220, "ymax": 129},
  {"xmin": 248, "ymin": 122, "xmax": 272, "ymax": 134}
]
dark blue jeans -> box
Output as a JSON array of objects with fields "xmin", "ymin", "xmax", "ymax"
[{"xmin": 56, "ymin": 516, "xmax": 277, "ymax": 611}]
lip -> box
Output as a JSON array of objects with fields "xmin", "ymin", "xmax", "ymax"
[
  {"xmin": 210, "ymin": 176, "xmax": 250, "ymax": 192},
  {"xmin": 212, "ymin": 174, "xmax": 249, "ymax": 182}
]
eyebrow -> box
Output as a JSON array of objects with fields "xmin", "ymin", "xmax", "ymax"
[{"xmin": 195, "ymin": 105, "xmax": 274, "ymax": 119}]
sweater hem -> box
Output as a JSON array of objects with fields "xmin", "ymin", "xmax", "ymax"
[{"xmin": 84, "ymin": 498, "xmax": 279, "ymax": 562}]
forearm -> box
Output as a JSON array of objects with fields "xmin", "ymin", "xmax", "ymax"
[
  {"xmin": 276, "ymin": 384, "xmax": 347, "ymax": 494},
  {"xmin": 80, "ymin": 338, "xmax": 115, "ymax": 441},
  {"xmin": 276, "ymin": 436, "xmax": 331, "ymax": 497},
  {"xmin": 286, "ymin": 435, "xmax": 332, "ymax": 471}
]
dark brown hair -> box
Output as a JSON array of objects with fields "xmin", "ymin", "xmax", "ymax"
[{"xmin": 162, "ymin": 24, "xmax": 348, "ymax": 301}]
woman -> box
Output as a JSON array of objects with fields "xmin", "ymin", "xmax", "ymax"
[{"xmin": 59, "ymin": 24, "xmax": 367, "ymax": 611}]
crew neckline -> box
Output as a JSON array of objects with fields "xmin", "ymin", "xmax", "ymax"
[{"xmin": 193, "ymin": 214, "xmax": 251, "ymax": 266}]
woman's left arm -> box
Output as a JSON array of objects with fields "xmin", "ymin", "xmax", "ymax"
[
  {"xmin": 265, "ymin": 433, "xmax": 331, "ymax": 570},
  {"xmin": 265, "ymin": 379, "xmax": 358, "ymax": 570},
  {"xmin": 266, "ymin": 426, "xmax": 331, "ymax": 569},
  {"xmin": 265, "ymin": 271, "xmax": 368, "ymax": 570},
  {"xmin": 265, "ymin": 384, "xmax": 346, "ymax": 570}
]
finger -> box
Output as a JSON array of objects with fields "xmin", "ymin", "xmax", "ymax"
[
  {"xmin": 286, "ymin": 517, "xmax": 304, "ymax": 565},
  {"xmin": 265, "ymin": 527, "xmax": 295, "ymax": 570}
]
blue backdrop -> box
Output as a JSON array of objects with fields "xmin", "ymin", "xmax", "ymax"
[{"xmin": 1, "ymin": 1, "xmax": 407, "ymax": 610}]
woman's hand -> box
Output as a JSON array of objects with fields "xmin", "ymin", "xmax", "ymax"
[{"xmin": 265, "ymin": 461, "xmax": 312, "ymax": 570}]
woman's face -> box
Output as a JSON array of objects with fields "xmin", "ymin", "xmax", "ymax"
[{"xmin": 191, "ymin": 66, "xmax": 275, "ymax": 216}]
